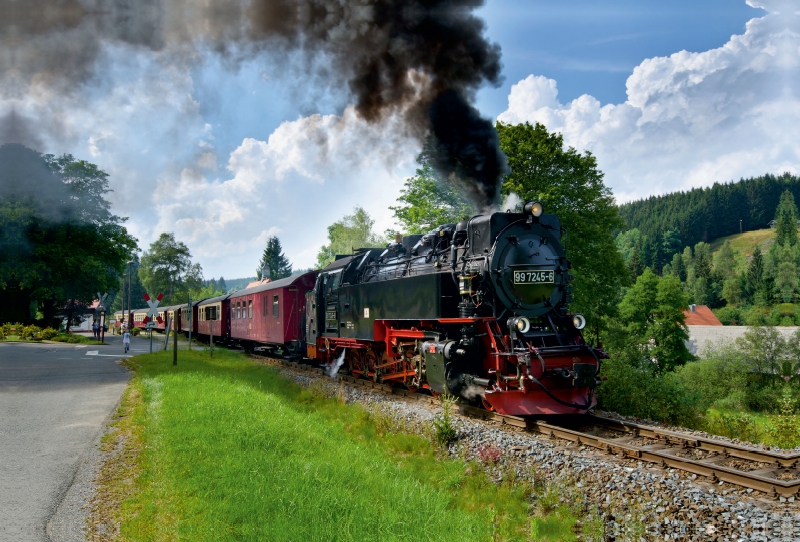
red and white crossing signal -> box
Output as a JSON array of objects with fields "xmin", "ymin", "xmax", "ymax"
[{"xmin": 141, "ymin": 292, "xmax": 164, "ymax": 326}]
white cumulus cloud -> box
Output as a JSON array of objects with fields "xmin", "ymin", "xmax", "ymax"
[
  {"xmin": 498, "ymin": 0, "xmax": 800, "ymax": 203},
  {"xmin": 154, "ymin": 105, "xmax": 417, "ymax": 276}
]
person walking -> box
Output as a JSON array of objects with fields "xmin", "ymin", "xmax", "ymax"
[
  {"xmin": 122, "ymin": 327, "xmax": 131, "ymax": 353},
  {"xmin": 92, "ymin": 319, "xmax": 99, "ymax": 340}
]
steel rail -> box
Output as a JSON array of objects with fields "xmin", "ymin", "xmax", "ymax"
[{"xmin": 271, "ymin": 357, "xmax": 800, "ymax": 498}]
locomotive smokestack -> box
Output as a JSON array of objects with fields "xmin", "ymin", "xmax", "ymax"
[{"xmin": 7, "ymin": 1, "xmax": 508, "ymax": 209}]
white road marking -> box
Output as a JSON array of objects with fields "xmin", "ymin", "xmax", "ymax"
[
  {"xmin": 74, "ymin": 345, "xmax": 88, "ymax": 349},
  {"xmin": 85, "ymin": 351, "xmax": 133, "ymax": 358}
]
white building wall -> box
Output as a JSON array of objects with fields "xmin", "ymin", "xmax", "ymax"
[{"xmin": 686, "ymin": 326, "xmax": 799, "ymax": 356}]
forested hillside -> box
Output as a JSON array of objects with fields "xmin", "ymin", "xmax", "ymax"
[{"xmin": 618, "ymin": 173, "xmax": 800, "ymax": 270}]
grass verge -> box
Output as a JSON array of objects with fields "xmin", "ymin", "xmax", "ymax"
[
  {"xmin": 89, "ymin": 349, "xmax": 547, "ymax": 541},
  {"xmin": 1, "ymin": 334, "xmax": 102, "ymax": 344}
]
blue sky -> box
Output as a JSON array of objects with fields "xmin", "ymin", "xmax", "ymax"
[
  {"xmin": 5, "ymin": 0, "xmax": 796, "ymax": 278},
  {"xmin": 185, "ymin": 0, "xmax": 764, "ymax": 179},
  {"xmin": 476, "ymin": 0, "xmax": 762, "ymax": 113}
]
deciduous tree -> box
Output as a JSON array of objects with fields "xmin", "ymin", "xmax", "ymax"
[
  {"xmin": 611, "ymin": 269, "xmax": 692, "ymax": 372},
  {"xmin": 139, "ymin": 233, "xmax": 202, "ymax": 304},
  {"xmin": 390, "ymin": 143, "xmax": 474, "ymax": 234},
  {"xmin": 316, "ymin": 207, "xmax": 384, "ymax": 269},
  {"xmin": 0, "ymin": 144, "xmax": 137, "ymax": 325},
  {"xmin": 496, "ymin": 121, "xmax": 628, "ymax": 332}
]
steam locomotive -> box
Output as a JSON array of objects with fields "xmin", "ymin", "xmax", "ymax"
[
  {"xmin": 306, "ymin": 202, "xmax": 605, "ymax": 416},
  {"xmin": 132, "ymin": 202, "xmax": 604, "ymax": 416}
]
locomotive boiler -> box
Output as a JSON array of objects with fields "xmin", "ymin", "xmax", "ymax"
[{"xmin": 305, "ymin": 202, "xmax": 605, "ymax": 416}]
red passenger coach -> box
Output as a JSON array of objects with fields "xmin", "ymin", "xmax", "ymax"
[
  {"xmin": 197, "ymin": 294, "xmax": 232, "ymax": 342},
  {"xmin": 180, "ymin": 300, "xmax": 202, "ymax": 337},
  {"xmin": 229, "ymin": 271, "xmax": 317, "ymax": 356}
]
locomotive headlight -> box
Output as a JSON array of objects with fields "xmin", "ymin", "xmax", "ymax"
[
  {"xmin": 524, "ymin": 201, "xmax": 544, "ymax": 217},
  {"xmin": 508, "ymin": 316, "xmax": 531, "ymax": 334},
  {"xmin": 572, "ymin": 313, "xmax": 587, "ymax": 330}
]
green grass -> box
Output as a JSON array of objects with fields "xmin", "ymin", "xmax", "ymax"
[
  {"xmin": 703, "ymin": 406, "xmax": 800, "ymax": 448},
  {"xmin": 709, "ymin": 228, "xmax": 776, "ymax": 269},
  {"xmin": 710, "ymin": 228, "xmax": 775, "ymax": 273},
  {"xmin": 111, "ymin": 349, "xmax": 542, "ymax": 541}
]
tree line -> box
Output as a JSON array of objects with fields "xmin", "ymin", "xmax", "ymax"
[
  {"xmin": 617, "ymin": 172, "xmax": 800, "ymax": 273},
  {"xmin": 617, "ymin": 189, "xmax": 800, "ymax": 326},
  {"xmin": 0, "ymin": 143, "xmax": 297, "ymax": 327}
]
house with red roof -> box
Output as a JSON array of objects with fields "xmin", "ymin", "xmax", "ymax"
[{"xmin": 682, "ymin": 304, "xmax": 722, "ymax": 326}]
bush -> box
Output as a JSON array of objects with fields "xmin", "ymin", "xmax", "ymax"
[
  {"xmin": 0, "ymin": 324, "xmax": 10, "ymax": 339},
  {"xmin": 21, "ymin": 325, "xmax": 42, "ymax": 339},
  {"xmin": 704, "ymin": 411, "xmax": 763, "ymax": 443},
  {"xmin": 767, "ymin": 386, "xmax": 800, "ymax": 449},
  {"xmin": 758, "ymin": 304, "xmax": 800, "ymax": 326},
  {"xmin": 40, "ymin": 327, "xmax": 58, "ymax": 340},
  {"xmin": 674, "ymin": 343, "xmax": 750, "ymax": 410},
  {"xmin": 433, "ymin": 393, "xmax": 458, "ymax": 445},
  {"xmin": 713, "ymin": 306, "xmax": 741, "ymax": 325},
  {"xmin": 597, "ymin": 345, "xmax": 703, "ymax": 427},
  {"xmin": 746, "ymin": 384, "xmax": 784, "ymax": 412},
  {"xmin": 132, "ymin": 327, "xmax": 142, "ymax": 336},
  {"xmin": 742, "ymin": 306, "xmax": 768, "ymax": 326}
]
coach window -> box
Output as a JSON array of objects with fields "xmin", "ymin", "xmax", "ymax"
[
  {"xmin": 273, "ymin": 294, "xmax": 279, "ymax": 318},
  {"xmin": 248, "ymin": 300, "xmax": 253, "ymax": 318},
  {"xmin": 263, "ymin": 296, "xmax": 268, "ymax": 317}
]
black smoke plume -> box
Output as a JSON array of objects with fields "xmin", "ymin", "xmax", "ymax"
[{"xmin": 1, "ymin": 0, "xmax": 508, "ymax": 210}]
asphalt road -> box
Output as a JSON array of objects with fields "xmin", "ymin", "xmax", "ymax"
[{"xmin": 0, "ymin": 334, "xmax": 142, "ymax": 542}]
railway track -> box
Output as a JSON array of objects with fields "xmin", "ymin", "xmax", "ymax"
[{"xmin": 273, "ymin": 357, "xmax": 800, "ymax": 498}]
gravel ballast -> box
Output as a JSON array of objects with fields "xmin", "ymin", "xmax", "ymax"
[{"xmin": 269, "ymin": 359, "xmax": 800, "ymax": 541}]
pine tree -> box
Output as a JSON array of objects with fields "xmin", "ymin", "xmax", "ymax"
[
  {"xmin": 628, "ymin": 245, "xmax": 644, "ymax": 280},
  {"xmin": 257, "ymin": 237, "xmax": 292, "ymax": 280},
  {"xmin": 775, "ymin": 243, "xmax": 799, "ymax": 303},
  {"xmin": 746, "ymin": 246, "xmax": 764, "ymax": 301},
  {"xmin": 775, "ymin": 190, "xmax": 799, "ymax": 247},
  {"xmin": 693, "ymin": 242, "xmax": 712, "ymax": 280},
  {"xmin": 672, "ymin": 252, "xmax": 687, "ymax": 282},
  {"xmin": 218, "ymin": 276, "xmax": 227, "ymax": 293}
]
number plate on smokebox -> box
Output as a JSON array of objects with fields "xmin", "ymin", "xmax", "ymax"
[{"xmin": 513, "ymin": 270, "xmax": 555, "ymax": 284}]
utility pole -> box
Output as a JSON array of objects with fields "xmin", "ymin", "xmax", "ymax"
[
  {"xmin": 740, "ymin": 219, "xmax": 743, "ymax": 234},
  {"xmin": 173, "ymin": 311, "xmax": 178, "ymax": 365},
  {"xmin": 127, "ymin": 260, "xmax": 134, "ymax": 332}
]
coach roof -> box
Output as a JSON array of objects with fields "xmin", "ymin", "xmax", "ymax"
[
  {"xmin": 228, "ymin": 271, "xmax": 316, "ymax": 299},
  {"xmin": 197, "ymin": 293, "xmax": 232, "ymax": 307}
]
